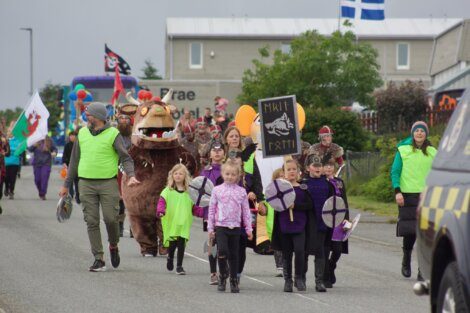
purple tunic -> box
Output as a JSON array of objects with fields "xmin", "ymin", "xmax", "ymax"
[
  {"xmin": 278, "ymin": 186, "xmax": 308, "ymax": 234},
  {"xmin": 305, "ymin": 176, "xmax": 330, "ymax": 232}
]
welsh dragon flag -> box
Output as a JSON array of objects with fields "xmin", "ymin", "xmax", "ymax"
[{"xmin": 12, "ymin": 91, "xmax": 50, "ymax": 156}]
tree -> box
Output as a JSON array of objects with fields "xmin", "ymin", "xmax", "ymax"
[
  {"xmin": 140, "ymin": 59, "xmax": 162, "ymax": 80},
  {"xmin": 0, "ymin": 107, "xmax": 23, "ymax": 132},
  {"xmin": 375, "ymin": 80, "xmax": 428, "ymax": 134},
  {"xmin": 39, "ymin": 83, "xmax": 62, "ymax": 136},
  {"xmin": 238, "ymin": 29, "xmax": 382, "ymax": 109},
  {"xmin": 302, "ymin": 107, "xmax": 369, "ymax": 152}
]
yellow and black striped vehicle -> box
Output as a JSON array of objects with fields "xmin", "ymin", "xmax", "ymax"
[{"xmin": 414, "ymin": 89, "xmax": 469, "ymax": 312}]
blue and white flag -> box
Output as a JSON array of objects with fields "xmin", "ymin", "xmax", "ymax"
[{"xmin": 341, "ymin": 0, "xmax": 385, "ymax": 20}]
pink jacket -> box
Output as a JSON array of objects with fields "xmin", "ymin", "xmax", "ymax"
[{"xmin": 207, "ymin": 183, "xmax": 252, "ymax": 233}]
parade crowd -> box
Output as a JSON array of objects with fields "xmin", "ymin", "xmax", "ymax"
[{"xmin": 0, "ymin": 95, "xmax": 435, "ymax": 296}]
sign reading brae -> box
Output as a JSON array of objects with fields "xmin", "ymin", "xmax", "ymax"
[{"xmin": 258, "ymin": 95, "xmax": 301, "ymax": 158}]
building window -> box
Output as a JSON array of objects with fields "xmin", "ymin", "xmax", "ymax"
[
  {"xmin": 397, "ymin": 43, "xmax": 410, "ymax": 70},
  {"xmin": 281, "ymin": 43, "xmax": 291, "ymax": 54},
  {"xmin": 190, "ymin": 43, "xmax": 203, "ymax": 69}
]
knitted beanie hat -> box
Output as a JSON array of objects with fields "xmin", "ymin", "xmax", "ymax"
[
  {"xmin": 411, "ymin": 121, "xmax": 429, "ymax": 137},
  {"xmin": 86, "ymin": 102, "xmax": 108, "ymax": 121}
]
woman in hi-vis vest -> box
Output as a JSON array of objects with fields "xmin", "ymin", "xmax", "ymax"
[{"xmin": 390, "ymin": 121, "xmax": 436, "ymax": 281}]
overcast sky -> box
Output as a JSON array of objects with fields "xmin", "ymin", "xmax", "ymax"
[{"xmin": 1, "ymin": 0, "xmax": 470, "ymax": 109}]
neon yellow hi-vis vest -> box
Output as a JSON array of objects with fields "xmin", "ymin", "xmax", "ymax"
[
  {"xmin": 398, "ymin": 145, "xmax": 437, "ymax": 193},
  {"xmin": 78, "ymin": 127, "xmax": 120, "ymax": 179}
]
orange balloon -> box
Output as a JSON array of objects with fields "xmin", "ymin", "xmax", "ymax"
[
  {"xmin": 297, "ymin": 103, "xmax": 306, "ymax": 131},
  {"xmin": 235, "ymin": 105, "xmax": 257, "ymax": 136}
]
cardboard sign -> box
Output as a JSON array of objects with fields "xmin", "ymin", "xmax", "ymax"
[{"xmin": 258, "ymin": 95, "xmax": 301, "ymax": 158}]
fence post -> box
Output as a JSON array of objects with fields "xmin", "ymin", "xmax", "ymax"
[{"xmin": 346, "ymin": 150, "xmax": 351, "ymax": 182}]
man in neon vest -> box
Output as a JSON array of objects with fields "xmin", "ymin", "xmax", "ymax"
[{"xmin": 59, "ymin": 102, "xmax": 140, "ymax": 272}]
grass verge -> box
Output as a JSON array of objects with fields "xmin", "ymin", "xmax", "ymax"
[{"xmin": 348, "ymin": 195, "xmax": 397, "ymax": 221}]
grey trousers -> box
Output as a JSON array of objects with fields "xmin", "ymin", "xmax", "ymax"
[{"xmin": 79, "ymin": 178, "xmax": 120, "ymax": 260}]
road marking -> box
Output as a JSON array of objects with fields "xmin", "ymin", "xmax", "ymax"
[
  {"xmin": 244, "ymin": 276, "xmax": 273, "ymax": 287},
  {"xmin": 350, "ymin": 235, "xmax": 396, "ymax": 247},
  {"xmin": 296, "ymin": 293, "xmax": 329, "ymax": 305},
  {"xmin": 184, "ymin": 252, "xmax": 209, "ymax": 263},
  {"xmin": 185, "ymin": 252, "xmax": 275, "ymax": 287}
]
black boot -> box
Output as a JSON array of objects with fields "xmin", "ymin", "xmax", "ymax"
[
  {"xmin": 230, "ymin": 278, "xmax": 240, "ymax": 293},
  {"xmin": 282, "ymin": 255, "xmax": 293, "ymax": 292},
  {"xmin": 329, "ymin": 260, "xmax": 337, "ymax": 285},
  {"xmin": 323, "ymin": 260, "xmax": 333, "ymax": 288},
  {"xmin": 218, "ymin": 275, "xmax": 227, "ymax": 292},
  {"xmin": 119, "ymin": 222, "xmax": 124, "ymax": 237},
  {"xmin": 314, "ymin": 258, "xmax": 327, "ymax": 292},
  {"xmin": 218, "ymin": 258, "xmax": 228, "ymax": 292},
  {"xmin": 294, "ymin": 275, "xmax": 306, "ymax": 291},
  {"xmin": 129, "ymin": 228, "xmax": 133, "ymax": 238},
  {"xmin": 401, "ymin": 248, "xmax": 412, "ymax": 278}
]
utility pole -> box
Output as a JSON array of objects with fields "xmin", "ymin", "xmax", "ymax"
[{"xmin": 20, "ymin": 27, "xmax": 33, "ymax": 95}]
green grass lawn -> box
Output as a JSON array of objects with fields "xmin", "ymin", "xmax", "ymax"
[{"xmin": 348, "ymin": 195, "xmax": 397, "ymax": 220}]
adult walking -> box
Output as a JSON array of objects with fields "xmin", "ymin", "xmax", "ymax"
[
  {"xmin": 0, "ymin": 131, "xmax": 10, "ymax": 214},
  {"xmin": 390, "ymin": 121, "xmax": 436, "ymax": 280},
  {"xmin": 28, "ymin": 136, "xmax": 57, "ymax": 200},
  {"xmin": 59, "ymin": 102, "xmax": 140, "ymax": 272},
  {"xmin": 5, "ymin": 135, "xmax": 20, "ymax": 199}
]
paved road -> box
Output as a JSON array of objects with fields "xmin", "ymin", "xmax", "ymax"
[{"xmin": 0, "ymin": 166, "xmax": 430, "ymax": 313}]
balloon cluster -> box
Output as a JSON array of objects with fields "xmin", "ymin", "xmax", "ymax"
[
  {"xmin": 138, "ymin": 89, "xmax": 153, "ymax": 101},
  {"xmin": 68, "ymin": 84, "xmax": 93, "ymax": 102}
]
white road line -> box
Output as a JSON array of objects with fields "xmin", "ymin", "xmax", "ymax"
[
  {"xmin": 185, "ymin": 252, "xmax": 209, "ymax": 263},
  {"xmin": 295, "ymin": 293, "xmax": 329, "ymax": 305},
  {"xmin": 185, "ymin": 252, "xmax": 273, "ymax": 286},
  {"xmin": 244, "ymin": 276, "xmax": 273, "ymax": 287}
]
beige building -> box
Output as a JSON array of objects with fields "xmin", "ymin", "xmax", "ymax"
[
  {"xmin": 429, "ymin": 19, "xmax": 470, "ymax": 94},
  {"xmin": 141, "ymin": 18, "xmax": 466, "ymax": 116}
]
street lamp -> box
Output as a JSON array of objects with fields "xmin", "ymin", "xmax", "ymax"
[{"xmin": 20, "ymin": 27, "xmax": 33, "ymax": 95}]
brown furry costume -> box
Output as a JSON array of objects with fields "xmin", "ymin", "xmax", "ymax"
[{"xmin": 121, "ymin": 93, "xmax": 197, "ymax": 256}]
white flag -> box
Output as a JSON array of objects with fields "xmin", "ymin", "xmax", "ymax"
[{"xmin": 23, "ymin": 91, "xmax": 50, "ymax": 146}]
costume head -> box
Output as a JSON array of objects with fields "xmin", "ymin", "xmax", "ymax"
[{"xmin": 126, "ymin": 89, "xmax": 178, "ymax": 149}]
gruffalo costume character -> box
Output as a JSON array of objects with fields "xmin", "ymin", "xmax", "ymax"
[{"xmin": 121, "ymin": 90, "xmax": 198, "ymax": 256}]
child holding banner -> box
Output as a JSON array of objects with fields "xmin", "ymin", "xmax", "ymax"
[{"xmin": 157, "ymin": 164, "xmax": 194, "ymax": 275}]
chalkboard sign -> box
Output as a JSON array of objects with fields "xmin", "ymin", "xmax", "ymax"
[{"xmin": 258, "ymin": 95, "xmax": 301, "ymax": 158}]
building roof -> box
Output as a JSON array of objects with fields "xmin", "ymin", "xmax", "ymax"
[{"xmin": 167, "ymin": 17, "xmax": 463, "ymax": 40}]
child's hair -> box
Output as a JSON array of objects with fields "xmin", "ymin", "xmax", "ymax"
[
  {"xmin": 272, "ymin": 168, "xmax": 284, "ymax": 181},
  {"xmin": 222, "ymin": 158, "xmax": 242, "ymax": 180},
  {"xmin": 166, "ymin": 163, "xmax": 191, "ymax": 191}
]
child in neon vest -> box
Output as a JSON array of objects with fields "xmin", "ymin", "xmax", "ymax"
[{"xmin": 157, "ymin": 164, "xmax": 194, "ymax": 275}]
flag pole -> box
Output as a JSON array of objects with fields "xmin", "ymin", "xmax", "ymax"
[{"xmin": 338, "ymin": 0, "xmax": 341, "ymax": 31}]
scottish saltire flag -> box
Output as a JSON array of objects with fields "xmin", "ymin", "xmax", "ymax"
[
  {"xmin": 11, "ymin": 91, "xmax": 50, "ymax": 156},
  {"xmin": 341, "ymin": 0, "xmax": 385, "ymax": 20}
]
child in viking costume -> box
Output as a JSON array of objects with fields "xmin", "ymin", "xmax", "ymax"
[
  {"xmin": 157, "ymin": 164, "xmax": 194, "ymax": 275},
  {"xmin": 302, "ymin": 154, "xmax": 335, "ymax": 292},
  {"xmin": 271, "ymin": 159, "xmax": 312, "ymax": 292},
  {"xmin": 322, "ymin": 160, "xmax": 349, "ymax": 288},
  {"xmin": 208, "ymin": 159, "xmax": 253, "ymax": 293},
  {"xmin": 198, "ymin": 139, "xmax": 225, "ymax": 285}
]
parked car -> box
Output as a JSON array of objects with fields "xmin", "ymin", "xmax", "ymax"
[{"xmin": 414, "ymin": 88, "xmax": 469, "ymax": 312}]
